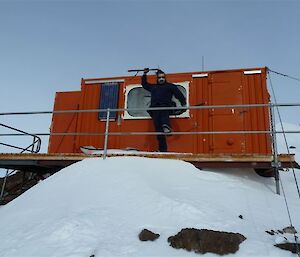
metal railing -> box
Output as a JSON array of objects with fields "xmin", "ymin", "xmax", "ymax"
[
  {"xmin": 0, "ymin": 102, "xmax": 300, "ymax": 116},
  {"xmin": 0, "ymin": 123, "xmax": 41, "ymax": 153},
  {"xmin": 0, "ymin": 104, "xmax": 300, "ymax": 155},
  {"xmin": 0, "ymin": 123, "xmax": 42, "ymax": 203},
  {"xmin": 0, "ymin": 103, "xmax": 299, "ymax": 196},
  {"xmin": 0, "ymin": 104, "xmax": 300, "ymax": 139}
]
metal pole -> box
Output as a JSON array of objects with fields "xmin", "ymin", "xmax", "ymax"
[
  {"xmin": 270, "ymin": 104, "xmax": 280, "ymax": 195},
  {"xmin": 0, "ymin": 169, "xmax": 9, "ymax": 203},
  {"xmin": 1, "ymin": 102, "xmax": 300, "ymax": 116},
  {"xmin": 31, "ymin": 137, "xmax": 35, "ymax": 152},
  {"xmin": 4, "ymin": 129, "xmax": 300, "ymax": 137},
  {"xmin": 103, "ymin": 109, "xmax": 110, "ymax": 160}
]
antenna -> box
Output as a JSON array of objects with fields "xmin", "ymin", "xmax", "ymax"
[{"xmin": 202, "ymin": 56, "xmax": 205, "ymax": 71}]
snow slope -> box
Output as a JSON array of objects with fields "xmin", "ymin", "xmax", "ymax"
[{"xmin": 0, "ymin": 156, "xmax": 299, "ymax": 257}]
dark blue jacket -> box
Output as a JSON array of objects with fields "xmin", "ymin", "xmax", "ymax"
[{"xmin": 141, "ymin": 74, "xmax": 186, "ymax": 108}]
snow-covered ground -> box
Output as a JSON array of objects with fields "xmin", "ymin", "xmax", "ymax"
[{"xmin": 0, "ymin": 123, "xmax": 299, "ymax": 257}]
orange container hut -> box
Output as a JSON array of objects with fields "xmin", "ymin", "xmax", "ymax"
[{"xmin": 48, "ymin": 67, "xmax": 272, "ymax": 155}]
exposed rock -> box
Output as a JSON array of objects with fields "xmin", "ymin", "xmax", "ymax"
[
  {"xmin": 238, "ymin": 215, "xmax": 243, "ymax": 219},
  {"xmin": 255, "ymin": 168, "xmax": 274, "ymax": 177},
  {"xmin": 275, "ymin": 243, "xmax": 300, "ymax": 253},
  {"xmin": 138, "ymin": 229, "xmax": 160, "ymax": 241},
  {"xmin": 168, "ymin": 228, "xmax": 246, "ymax": 255},
  {"xmin": 265, "ymin": 230, "xmax": 275, "ymax": 236},
  {"xmin": 283, "ymin": 226, "xmax": 297, "ymax": 234},
  {"xmin": 266, "ymin": 226, "xmax": 297, "ymax": 237},
  {"xmin": 0, "ymin": 171, "xmax": 48, "ymax": 205}
]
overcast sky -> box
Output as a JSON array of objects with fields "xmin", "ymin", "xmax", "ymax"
[{"xmin": 0, "ymin": 0, "xmax": 300, "ymax": 153}]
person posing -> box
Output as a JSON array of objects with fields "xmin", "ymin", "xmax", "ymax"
[{"xmin": 141, "ymin": 68, "xmax": 186, "ymax": 152}]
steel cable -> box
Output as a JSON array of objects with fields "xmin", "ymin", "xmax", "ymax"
[
  {"xmin": 268, "ymin": 68, "xmax": 300, "ymax": 83},
  {"xmin": 268, "ymin": 70, "xmax": 300, "ymax": 199},
  {"xmin": 268, "ymin": 70, "xmax": 300, "ymax": 255}
]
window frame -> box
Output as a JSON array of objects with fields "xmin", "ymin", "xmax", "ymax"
[{"xmin": 123, "ymin": 81, "xmax": 190, "ymax": 120}]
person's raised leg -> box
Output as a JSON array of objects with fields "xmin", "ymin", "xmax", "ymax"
[{"xmin": 152, "ymin": 111, "xmax": 168, "ymax": 151}]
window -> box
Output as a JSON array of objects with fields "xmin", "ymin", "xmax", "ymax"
[
  {"xmin": 98, "ymin": 82, "xmax": 119, "ymax": 120},
  {"xmin": 123, "ymin": 82, "xmax": 190, "ymax": 120},
  {"xmin": 126, "ymin": 87, "xmax": 151, "ymax": 117}
]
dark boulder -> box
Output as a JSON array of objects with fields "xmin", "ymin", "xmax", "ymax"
[
  {"xmin": 168, "ymin": 228, "xmax": 246, "ymax": 255},
  {"xmin": 275, "ymin": 243, "xmax": 300, "ymax": 254},
  {"xmin": 265, "ymin": 230, "xmax": 275, "ymax": 236},
  {"xmin": 138, "ymin": 229, "xmax": 160, "ymax": 241},
  {"xmin": 283, "ymin": 226, "xmax": 297, "ymax": 234}
]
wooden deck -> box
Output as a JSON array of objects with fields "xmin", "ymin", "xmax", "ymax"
[{"xmin": 0, "ymin": 152, "xmax": 298, "ymax": 173}]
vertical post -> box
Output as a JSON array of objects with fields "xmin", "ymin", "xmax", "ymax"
[
  {"xmin": 103, "ymin": 108, "xmax": 110, "ymax": 160},
  {"xmin": 270, "ymin": 104, "xmax": 280, "ymax": 195},
  {"xmin": 0, "ymin": 169, "xmax": 9, "ymax": 203},
  {"xmin": 31, "ymin": 137, "xmax": 35, "ymax": 153},
  {"xmin": 202, "ymin": 56, "xmax": 204, "ymax": 71}
]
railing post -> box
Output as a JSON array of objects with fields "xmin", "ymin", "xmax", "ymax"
[
  {"xmin": 31, "ymin": 137, "xmax": 35, "ymax": 153},
  {"xmin": 0, "ymin": 169, "xmax": 9, "ymax": 204},
  {"xmin": 270, "ymin": 104, "xmax": 280, "ymax": 195},
  {"xmin": 103, "ymin": 108, "xmax": 110, "ymax": 159}
]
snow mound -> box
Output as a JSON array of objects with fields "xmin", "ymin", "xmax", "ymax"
[{"xmin": 0, "ymin": 157, "xmax": 299, "ymax": 257}]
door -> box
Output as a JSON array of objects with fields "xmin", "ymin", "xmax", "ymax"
[{"xmin": 208, "ymin": 71, "xmax": 246, "ymax": 153}]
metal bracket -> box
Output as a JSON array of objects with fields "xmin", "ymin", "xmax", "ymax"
[{"xmin": 271, "ymin": 161, "xmax": 282, "ymax": 168}]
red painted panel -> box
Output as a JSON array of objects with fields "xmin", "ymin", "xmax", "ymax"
[
  {"xmin": 242, "ymin": 68, "xmax": 271, "ymax": 154},
  {"xmin": 48, "ymin": 91, "xmax": 81, "ymax": 153},
  {"xmin": 75, "ymin": 83, "xmax": 122, "ymax": 152},
  {"xmin": 208, "ymin": 71, "xmax": 246, "ymax": 153}
]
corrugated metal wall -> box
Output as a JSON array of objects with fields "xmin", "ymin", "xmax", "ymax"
[
  {"xmin": 49, "ymin": 67, "xmax": 272, "ymax": 155},
  {"xmin": 48, "ymin": 91, "xmax": 81, "ymax": 153},
  {"xmin": 242, "ymin": 68, "xmax": 271, "ymax": 154}
]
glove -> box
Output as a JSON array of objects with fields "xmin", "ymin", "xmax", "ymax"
[{"xmin": 143, "ymin": 68, "xmax": 150, "ymax": 74}]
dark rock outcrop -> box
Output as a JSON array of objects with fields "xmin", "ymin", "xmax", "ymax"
[
  {"xmin": 138, "ymin": 229, "xmax": 160, "ymax": 241},
  {"xmin": 0, "ymin": 171, "xmax": 48, "ymax": 205},
  {"xmin": 283, "ymin": 226, "xmax": 297, "ymax": 234},
  {"xmin": 275, "ymin": 243, "xmax": 300, "ymax": 254},
  {"xmin": 266, "ymin": 226, "xmax": 297, "ymax": 236},
  {"xmin": 265, "ymin": 230, "xmax": 275, "ymax": 236},
  {"xmin": 168, "ymin": 228, "xmax": 246, "ymax": 255}
]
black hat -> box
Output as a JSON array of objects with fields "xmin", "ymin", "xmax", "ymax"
[{"xmin": 156, "ymin": 69, "xmax": 165, "ymax": 76}]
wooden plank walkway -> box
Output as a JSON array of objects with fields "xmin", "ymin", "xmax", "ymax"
[{"xmin": 0, "ymin": 152, "xmax": 298, "ymax": 172}]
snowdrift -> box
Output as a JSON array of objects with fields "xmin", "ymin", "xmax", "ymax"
[{"xmin": 0, "ymin": 156, "xmax": 299, "ymax": 257}]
